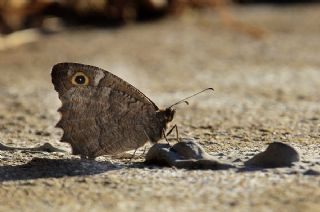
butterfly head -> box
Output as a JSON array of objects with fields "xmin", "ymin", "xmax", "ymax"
[
  {"xmin": 157, "ymin": 107, "xmax": 175, "ymax": 128},
  {"xmin": 164, "ymin": 107, "xmax": 176, "ymax": 122}
]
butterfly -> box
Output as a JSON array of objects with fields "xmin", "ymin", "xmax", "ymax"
[{"xmin": 51, "ymin": 62, "xmax": 213, "ymax": 159}]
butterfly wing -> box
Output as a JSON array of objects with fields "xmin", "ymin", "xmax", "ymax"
[{"xmin": 52, "ymin": 63, "xmax": 162, "ymax": 158}]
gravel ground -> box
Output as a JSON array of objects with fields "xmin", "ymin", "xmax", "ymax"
[{"xmin": 0, "ymin": 5, "xmax": 319, "ymax": 212}]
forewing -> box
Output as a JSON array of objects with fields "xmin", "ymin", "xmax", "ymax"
[{"xmin": 51, "ymin": 62, "xmax": 159, "ymax": 158}]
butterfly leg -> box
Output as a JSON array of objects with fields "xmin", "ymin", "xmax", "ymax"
[
  {"xmin": 127, "ymin": 143, "xmax": 149, "ymax": 163},
  {"xmin": 162, "ymin": 129, "xmax": 171, "ymax": 146},
  {"xmin": 134, "ymin": 143, "xmax": 147, "ymax": 158},
  {"xmin": 127, "ymin": 147, "xmax": 138, "ymax": 163},
  {"xmin": 139, "ymin": 145, "xmax": 147, "ymax": 157},
  {"xmin": 175, "ymin": 125, "xmax": 180, "ymax": 142},
  {"xmin": 166, "ymin": 124, "xmax": 180, "ymax": 142}
]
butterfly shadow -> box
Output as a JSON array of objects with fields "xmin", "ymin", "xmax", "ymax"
[{"xmin": 0, "ymin": 157, "xmax": 122, "ymax": 182}]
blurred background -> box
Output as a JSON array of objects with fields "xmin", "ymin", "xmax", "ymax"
[
  {"xmin": 0, "ymin": 0, "xmax": 319, "ymax": 45},
  {"xmin": 2, "ymin": 0, "xmax": 316, "ymax": 33}
]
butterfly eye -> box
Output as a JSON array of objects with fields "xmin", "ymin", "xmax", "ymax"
[{"xmin": 71, "ymin": 72, "xmax": 89, "ymax": 85}]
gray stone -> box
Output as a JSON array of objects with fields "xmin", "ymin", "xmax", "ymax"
[
  {"xmin": 145, "ymin": 139, "xmax": 233, "ymax": 170},
  {"xmin": 244, "ymin": 142, "xmax": 299, "ymax": 168}
]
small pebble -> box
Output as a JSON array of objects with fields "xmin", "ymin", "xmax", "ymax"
[
  {"xmin": 35, "ymin": 130, "xmax": 51, "ymax": 136},
  {"xmin": 232, "ymin": 158, "xmax": 242, "ymax": 163},
  {"xmin": 303, "ymin": 169, "xmax": 320, "ymax": 176}
]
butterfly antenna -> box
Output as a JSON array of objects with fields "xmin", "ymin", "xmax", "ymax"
[{"xmin": 168, "ymin": 88, "xmax": 214, "ymax": 109}]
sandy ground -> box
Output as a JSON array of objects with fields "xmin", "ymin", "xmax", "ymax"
[{"xmin": 0, "ymin": 5, "xmax": 319, "ymax": 212}]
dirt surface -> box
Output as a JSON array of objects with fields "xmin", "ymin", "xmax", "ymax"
[{"xmin": 0, "ymin": 5, "xmax": 319, "ymax": 212}]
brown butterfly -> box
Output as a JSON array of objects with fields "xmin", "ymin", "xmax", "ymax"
[{"xmin": 52, "ymin": 62, "xmax": 212, "ymax": 159}]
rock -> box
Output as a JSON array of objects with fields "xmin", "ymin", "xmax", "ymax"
[
  {"xmin": 34, "ymin": 143, "xmax": 65, "ymax": 153},
  {"xmin": 244, "ymin": 142, "xmax": 299, "ymax": 168},
  {"xmin": 0, "ymin": 142, "xmax": 65, "ymax": 153},
  {"xmin": 145, "ymin": 138, "xmax": 233, "ymax": 170},
  {"xmin": 145, "ymin": 143, "xmax": 177, "ymax": 167},
  {"xmin": 303, "ymin": 169, "xmax": 320, "ymax": 176},
  {"xmin": 171, "ymin": 138, "xmax": 211, "ymax": 159}
]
